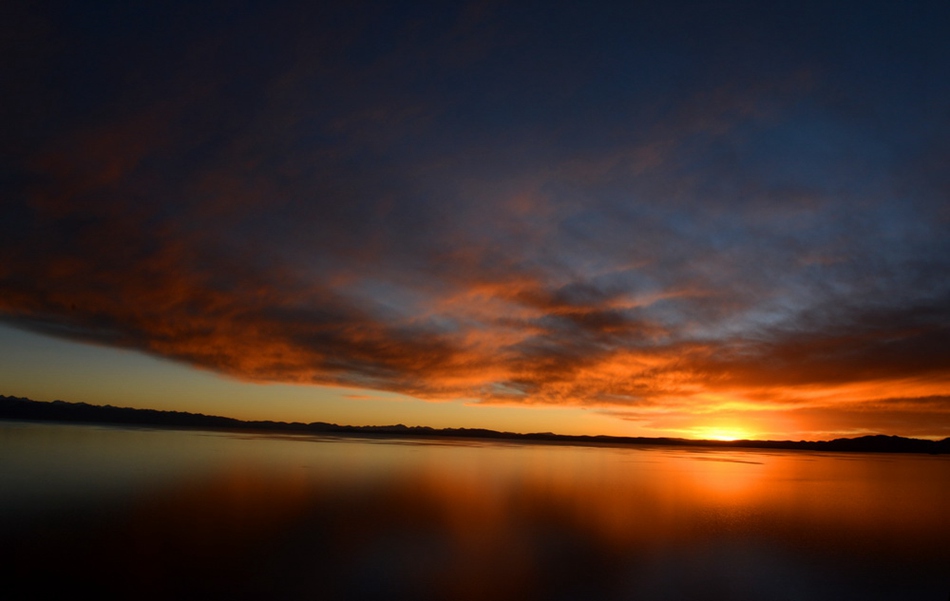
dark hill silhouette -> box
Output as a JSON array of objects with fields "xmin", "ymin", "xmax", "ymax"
[{"xmin": 2, "ymin": 394, "xmax": 948, "ymax": 454}]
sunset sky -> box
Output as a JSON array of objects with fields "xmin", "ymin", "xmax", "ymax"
[{"xmin": 2, "ymin": 0, "xmax": 949, "ymax": 440}]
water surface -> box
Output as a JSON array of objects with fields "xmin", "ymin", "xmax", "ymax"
[{"xmin": 2, "ymin": 422, "xmax": 948, "ymax": 600}]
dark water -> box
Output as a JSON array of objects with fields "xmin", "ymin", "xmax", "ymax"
[{"xmin": 1, "ymin": 422, "xmax": 948, "ymax": 600}]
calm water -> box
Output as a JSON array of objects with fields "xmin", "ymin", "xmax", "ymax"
[{"xmin": 1, "ymin": 422, "xmax": 948, "ymax": 600}]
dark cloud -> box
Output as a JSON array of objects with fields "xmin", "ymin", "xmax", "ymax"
[
  {"xmin": 2, "ymin": 0, "xmax": 950, "ymax": 434},
  {"xmin": 695, "ymin": 297, "xmax": 950, "ymax": 387}
]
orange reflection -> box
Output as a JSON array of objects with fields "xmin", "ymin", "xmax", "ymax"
[{"xmin": 6, "ymin": 431, "xmax": 950, "ymax": 599}]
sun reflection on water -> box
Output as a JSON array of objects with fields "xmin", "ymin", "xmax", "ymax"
[{"xmin": 3, "ymin": 423, "xmax": 950, "ymax": 600}]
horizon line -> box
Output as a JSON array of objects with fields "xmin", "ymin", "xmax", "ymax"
[{"xmin": 2, "ymin": 394, "xmax": 948, "ymax": 454}]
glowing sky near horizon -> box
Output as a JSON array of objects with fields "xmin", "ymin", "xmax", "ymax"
[{"xmin": 2, "ymin": 0, "xmax": 950, "ymax": 440}]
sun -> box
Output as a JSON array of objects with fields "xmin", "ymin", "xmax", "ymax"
[{"xmin": 692, "ymin": 426, "xmax": 752, "ymax": 442}]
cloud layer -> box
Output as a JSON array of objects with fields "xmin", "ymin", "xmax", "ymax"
[{"xmin": 3, "ymin": 0, "xmax": 950, "ymax": 436}]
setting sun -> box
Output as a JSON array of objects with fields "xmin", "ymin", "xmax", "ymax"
[{"xmin": 692, "ymin": 426, "xmax": 753, "ymax": 441}]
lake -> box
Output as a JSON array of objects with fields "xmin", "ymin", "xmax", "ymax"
[{"xmin": 1, "ymin": 421, "xmax": 948, "ymax": 600}]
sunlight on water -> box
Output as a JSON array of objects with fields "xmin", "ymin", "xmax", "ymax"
[{"xmin": 1, "ymin": 422, "xmax": 949, "ymax": 600}]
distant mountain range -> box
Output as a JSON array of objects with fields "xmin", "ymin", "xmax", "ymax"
[{"xmin": 2, "ymin": 395, "xmax": 948, "ymax": 454}]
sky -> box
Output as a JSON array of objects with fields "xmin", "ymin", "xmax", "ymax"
[{"xmin": 2, "ymin": 0, "xmax": 950, "ymax": 440}]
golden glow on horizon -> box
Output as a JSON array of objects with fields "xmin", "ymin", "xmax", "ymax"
[
  {"xmin": 690, "ymin": 426, "xmax": 754, "ymax": 441},
  {"xmin": 3, "ymin": 323, "xmax": 949, "ymax": 441}
]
